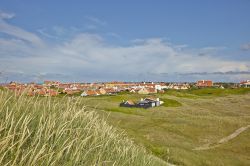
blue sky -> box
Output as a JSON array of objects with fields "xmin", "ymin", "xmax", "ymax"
[{"xmin": 0, "ymin": 0, "xmax": 250, "ymax": 82}]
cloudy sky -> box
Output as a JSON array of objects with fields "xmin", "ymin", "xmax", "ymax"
[{"xmin": 0, "ymin": 0, "xmax": 250, "ymax": 83}]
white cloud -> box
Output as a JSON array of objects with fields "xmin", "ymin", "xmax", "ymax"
[
  {"xmin": 0, "ymin": 11, "xmax": 43, "ymax": 46},
  {"xmin": 84, "ymin": 24, "xmax": 97, "ymax": 30},
  {"xmin": 0, "ymin": 11, "xmax": 15, "ymax": 19},
  {"xmin": 106, "ymin": 32, "xmax": 121, "ymax": 38},
  {"xmin": 0, "ymin": 15, "xmax": 249, "ymax": 82},
  {"xmin": 37, "ymin": 28, "xmax": 59, "ymax": 39},
  {"xmin": 85, "ymin": 16, "xmax": 107, "ymax": 26},
  {"xmin": 241, "ymin": 43, "xmax": 250, "ymax": 51}
]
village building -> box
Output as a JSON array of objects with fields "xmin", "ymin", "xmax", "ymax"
[
  {"xmin": 155, "ymin": 83, "xmax": 168, "ymax": 90},
  {"xmin": 46, "ymin": 89, "xmax": 58, "ymax": 97},
  {"xmin": 64, "ymin": 89, "xmax": 81, "ymax": 95},
  {"xmin": 120, "ymin": 97, "xmax": 163, "ymax": 109},
  {"xmin": 119, "ymin": 100, "xmax": 135, "ymax": 107},
  {"xmin": 167, "ymin": 83, "xmax": 190, "ymax": 90},
  {"xmin": 144, "ymin": 97, "xmax": 161, "ymax": 106},
  {"xmin": 34, "ymin": 88, "xmax": 58, "ymax": 97},
  {"xmin": 104, "ymin": 88, "xmax": 117, "ymax": 95},
  {"xmin": 81, "ymin": 90, "xmax": 99, "ymax": 96},
  {"xmin": 129, "ymin": 88, "xmax": 138, "ymax": 93},
  {"xmin": 97, "ymin": 88, "xmax": 107, "ymax": 95},
  {"xmin": 196, "ymin": 80, "xmax": 213, "ymax": 87},
  {"xmin": 240, "ymin": 80, "xmax": 250, "ymax": 88},
  {"xmin": 147, "ymin": 88, "xmax": 157, "ymax": 94},
  {"xmin": 44, "ymin": 81, "xmax": 60, "ymax": 87},
  {"xmin": 138, "ymin": 87, "xmax": 150, "ymax": 94}
]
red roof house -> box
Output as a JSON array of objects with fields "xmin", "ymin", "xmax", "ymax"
[{"xmin": 196, "ymin": 80, "xmax": 213, "ymax": 87}]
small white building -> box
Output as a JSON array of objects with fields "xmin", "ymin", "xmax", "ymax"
[{"xmin": 240, "ymin": 80, "xmax": 250, "ymax": 88}]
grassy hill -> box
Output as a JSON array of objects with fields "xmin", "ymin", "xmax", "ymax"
[
  {"xmin": 78, "ymin": 88, "xmax": 250, "ymax": 165},
  {"xmin": 0, "ymin": 91, "xmax": 167, "ymax": 166},
  {"xmin": 1, "ymin": 88, "xmax": 250, "ymax": 165},
  {"xmin": 164, "ymin": 87, "xmax": 250, "ymax": 97}
]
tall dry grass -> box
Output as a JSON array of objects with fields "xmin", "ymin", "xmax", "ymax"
[{"xmin": 0, "ymin": 90, "xmax": 166, "ymax": 166}]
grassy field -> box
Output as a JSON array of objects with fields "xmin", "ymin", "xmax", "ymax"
[
  {"xmin": 1, "ymin": 88, "xmax": 250, "ymax": 165},
  {"xmin": 78, "ymin": 88, "xmax": 250, "ymax": 165},
  {"xmin": 0, "ymin": 91, "xmax": 167, "ymax": 166},
  {"xmin": 165, "ymin": 87, "xmax": 250, "ymax": 97}
]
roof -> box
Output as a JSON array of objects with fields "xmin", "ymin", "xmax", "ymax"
[
  {"xmin": 147, "ymin": 88, "xmax": 157, "ymax": 93},
  {"xmin": 144, "ymin": 97, "xmax": 157, "ymax": 101},
  {"xmin": 240, "ymin": 80, "xmax": 250, "ymax": 84},
  {"xmin": 104, "ymin": 88, "xmax": 116, "ymax": 93},
  {"xmin": 138, "ymin": 100, "xmax": 151, "ymax": 104},
  {"xmin": 197, "ymin": 80, "xmax": 213, "ymax": 86},
  {"xmin": 38, "ymin": 90, "xmax": 46, "ymax": 95},
  {"xmin": 125, "ymin": 100, "xmax": 135, "ymax": 105},
  {"xmin": 96, "ymin": 90, "xmax": 101, "ymax": 95},
  {"xmin": 197, "ymin": 80, "xmax": 213, "ymax": 83},
  {"xmin": 86, "ymin": 90, "xmax": 97, "ymax": 96}
]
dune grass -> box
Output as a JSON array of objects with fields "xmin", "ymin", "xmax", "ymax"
[
  {"xmin": 161, "ymin": 98, "xmax": 182, "ymax": 107},
  {"xmin": 165, "ymin": 88, "xmax": 250, "ymax": 98},
  {"xmin": 186, "ymin": 87, "xmax": 250, "ymax": 96},
  {"xmin": 0, "ymin": 91, "xmax": 167, "ymax": 166}
]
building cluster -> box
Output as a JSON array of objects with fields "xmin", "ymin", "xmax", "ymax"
[
  {"xmin": 59, "ymin": 81, "xmax": 169, "ymax": 96},
  {"xmin": 2, "ymin": 81, "xmax": 58, "ymax": 96},
  {"xmin": 120, "ymin": 97, "xmax": 164, "ymax": 109},
  {"xmin": 0, "ymin": 79, "xmax": 249, "ymax": 97},
  {"xmin": 166, "ymin": 83, "xmax": 190, "ymax": 90},
  {"xmin": 0, "ymin": 81, "xmax": 168, "ymax": 97}
]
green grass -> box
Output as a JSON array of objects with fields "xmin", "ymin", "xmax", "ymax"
[
  {"xmin": 79, "ymin": 89, "xmax": 250, "ymax": 165},
  {"xmin": 77, "ymin": 88, "xmax": 250, "ymax": 165},
  {"xmin": 0, "ymin": 91, "xmax": 167, "ymax": 166},
  {"xmin": 2, "ymin": 87, "xmax": 250, "ymax": 165},
  {"xmin": 164, "ymin": 88, "xmax": 250, "ymax": 98},
  {"xmin": 104, "ymin": 107, "xmax": 144, "ymax": 115},
  {"xmin": 161, "ymin": 98, "xmax": 182, "ymax": 107},
  {"xmin": 164, "ymin": 89, "xmax": 199, "ymax": 98},
  {"xmin": 187, "ymin": 88, "xmax": 250, "ymax": 96},
  {"xmin": 0, "ymin": 86, "xmax": 6, "ymax": 91}
]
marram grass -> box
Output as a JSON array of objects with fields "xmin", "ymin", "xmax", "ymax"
[{"xmin": 0, "ymin": 91, "xmax": 167, "ymax": 166}]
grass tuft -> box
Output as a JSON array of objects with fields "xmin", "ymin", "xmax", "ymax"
[{"xmin": 0, "ymin": 91, "xmax": 166, "ymax": 166}]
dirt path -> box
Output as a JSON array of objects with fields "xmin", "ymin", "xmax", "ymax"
[{"xmin": 194, "ymin": 125, "xmax": 250, "ymax": 151}]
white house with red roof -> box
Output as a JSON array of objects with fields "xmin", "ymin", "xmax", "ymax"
[{"xmin": 240, "ymin": 80, "xmax": 250, "ymax": 88}]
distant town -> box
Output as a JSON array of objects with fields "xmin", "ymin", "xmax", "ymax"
[{"xmin": 0, "ymin": 80, "xmax": 249, "ymax": 97}]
